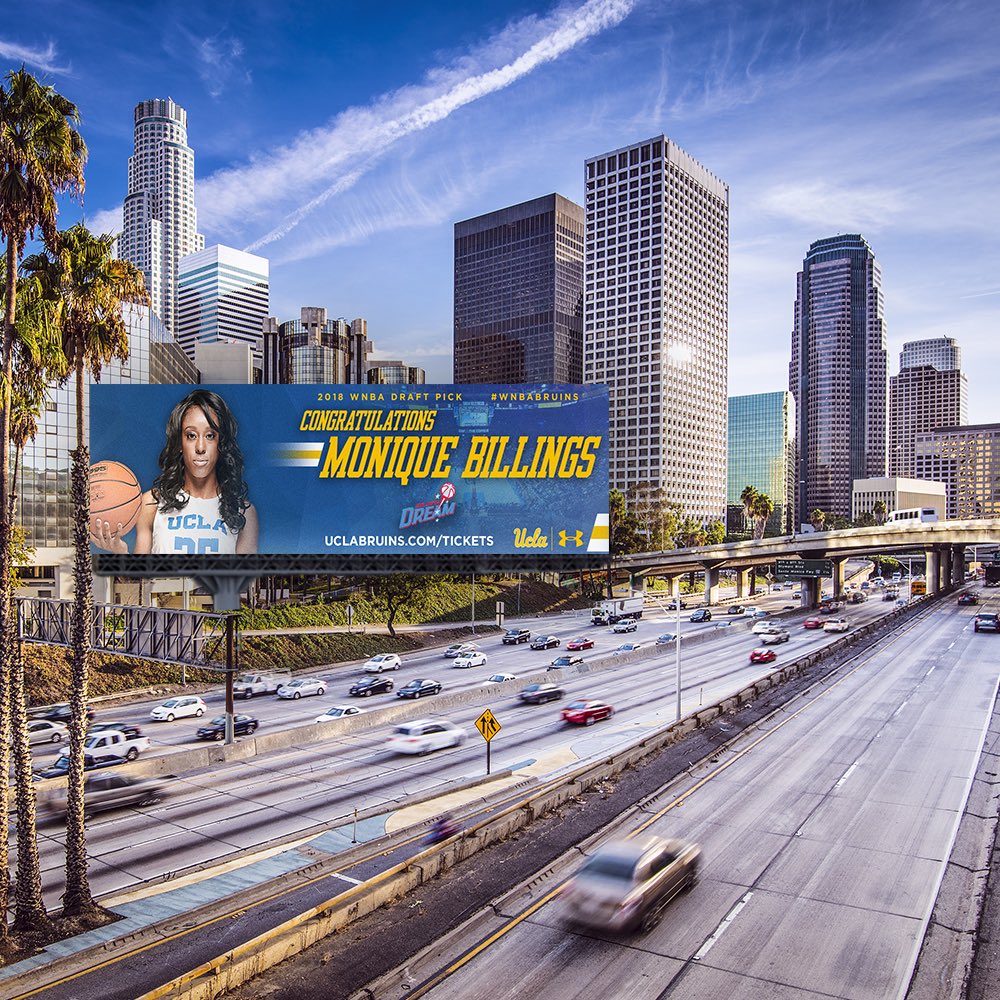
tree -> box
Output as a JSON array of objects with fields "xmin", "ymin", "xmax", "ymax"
[
  {"xmin": 704, "ymin": 520, "xmax": 726, "ymax": 545},
  {"xmin": 366, "ymin": 574, "xmax": 436, "ymax": 636},
  {"xmin": 854, "ymin": 511, "xmax": 877, "ymax": 528},
  {"xmin": 25, "ymin": 224, "xmax": 147, "ymax": 921},
  {"xmin": 739, "ymin": 485, "xmax": 758, "ymax": 536},
  {"xmin": 809, "ymin": 508, "xmax": 827, "ymax": 532},
  {"xmin": 675, "ymin": 516, "xmax": 706, "ymax": 549},
  {"xmin": 0, "ymin": 67, "xmax": 86, "ymax": 938},
  {"xmin": 750, "ymin": 493, "xmax": 775, "ymax": 540},
  {"xmin": 828, "ymin": 514, "xmax": 850, "ymax": 531},
  {"xmin": 609, "ymin": 488, "xmax": 642, "ymax": 555},
  {"xmin": 872, "ymin": 500, "xmax": 887, "ymax": 525}
]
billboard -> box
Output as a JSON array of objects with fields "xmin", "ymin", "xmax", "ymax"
[{"xmin": 89, "ymin": 384, "xmax": 609, "ymax": 562}]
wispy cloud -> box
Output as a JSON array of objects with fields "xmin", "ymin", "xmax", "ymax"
[
  {"xmin": 191, "ymin": 32, "xmax": 250, "ymax": 99},
  {"xmin": 0, "ymin": 38, "xmax": 69, "ymax": 75},
  {"xmin": 756, "ymin": 180, "xmax": 906, "ymax": 232},
  {"xmin": 193, "ymin": 0, "xmax": 636, "ymax": 251}
]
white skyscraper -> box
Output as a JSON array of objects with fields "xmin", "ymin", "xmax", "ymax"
[
  {"xmin": 177, "ymin": 244, "xmax": 269, "ymax": 366},
  {"xmin": 120, "ymin": 98, "xmax": 204, "ymax": 340},
  {"xmin": 583, "ymin": 136, "xmax": 729, "ymax": 524}
]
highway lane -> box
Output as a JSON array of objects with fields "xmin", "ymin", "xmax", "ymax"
[
  {"xmin": 20, "ymin": 591, "xmax": 967, "ymax": 908},
  {"xmin": 370, "ymin": 592, "xmax": 998, "ymax": 1000}
]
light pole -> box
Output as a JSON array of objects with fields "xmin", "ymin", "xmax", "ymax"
[{"xmin": 674, "ymin": 579, "xmax": 682, "ymax": 722}]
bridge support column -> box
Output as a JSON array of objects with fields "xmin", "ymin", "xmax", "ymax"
[
  {"xmin": 952, "ymin": 545, "xmax": 966, "ymax": 587},
  {"xmin": 735, "ymin": 569, "xmax": 751, "ymax": 599},
  {"xmin": 704, "ymin": 566, "xmax": 721, "ymax": 606},
  {"xmin": 940, "ymin": 548, "xmax": 952, "ymax": 592},
  {"xmin": 831, "ymin": 558, "xmax": 847, "ymax": 599},
  {"xmin": 924, "ymin": 550, "xmax": 940, "ymax": 595},
  {"xmin": 630, "ymin": 574, "xmax": 647, "ymax": 595},
  {"xmin": 800, "ymin": 578, "xmax": 821, "ymax": 607}
]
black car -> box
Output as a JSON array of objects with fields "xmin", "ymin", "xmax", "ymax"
[
  {"xmin": 548, "ymin": 654, "xmax": 584, "ymax": 669},
  {"xmin": 36, "ymin": 753, "xmax": 127, "ymax": 780},
  {"xmin": 397, "ymin": 678, "xmax": 442, "ymax": 699},
  {"xmin": 31, "ymin": 703, "xmax": 94, "ymax": 724},
  {"xmin": 974, "ymin": 613, "xmax": 999, "ymax": 633},
  {"xmin": 350, "ymin": 676, "xmax": 394, "ymax": 697},
  {"xmin": 520, "ymin": 683, "xmax": 564, "ymax": 704},
  {"xmin": 196, "ymin": 715, "xmax": 259, "ymax": 741},
  {"xmin": 727, "ymin": 605, "xmax": 745, "ymax": 615},
  {"xmin": 88, "ymin": 722, "xmax": 143, "ymax": 738},
  {"xmin": 689, "ymin": 609, "xmax": 712, "ymax": 622},
  {"xmin": 530, "ymin": 634, "xmax": 560, "ymax": 650},
  {"xmin": 502, "ymin": 628, "xmax": 531, "ymax": 645}
]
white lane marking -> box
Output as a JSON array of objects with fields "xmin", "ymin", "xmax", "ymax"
[
  {"xmin": 693, "ymin": 891, "xmax": 753, "ymax": 961},
  {"xmin": 331, "ymin": 871, "xmax": 362, "ymax": 885},
  {"xmin": 948, "ymin": 642, "xmax": 956, "ymax": 650},
  {"xmin": 835, "ymin": 762, "xmax": 859, "ymax": 789},
  {"xmin": 891, "ymin": 700, "xmax": 909, "ymax": 718},
  {"xmin": 926, "ymin": 666, "xmax": 936, "ymax": 677}
]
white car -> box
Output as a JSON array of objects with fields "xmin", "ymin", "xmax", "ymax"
[
  {"xmin": 364, "ymin": 653, "xmax": 402, "ymax": 673},
  {"xmin": 760, "ymin": 628, "xmax": 791, "ymax": 645},
  {"xmin": 482, "ymin": 673, "xmax": 516, "ymax": 686},
  {"xmin": 277, "ymin": 677, "xmax": 326, "ymax": 699},
  {"xmin": 612, "ymin": 642, "xmax": 644, "ymax": 656},
  {"xmin": 315, "ymin": 704, "xmax": 365, "ymax": 723},
  {"xmin": 386, "ymin": 719, "xmax": 467, "ymax": 755},
  {"xmin": 752, "ymin": 620, "xmax": 782, "ymax": 635},
  {"xmin": 453, "ymin": 650, "xmax": 488, "ymax": 669},
  {"xmin": 612, "ymin": 618, "xmax": 638, "ymax": 633},
  {"xmin": 824, "ymin": 618, "xmax": 850, "ymax": 633},
  {"xmin": 149, "ymin": 696, "xmax": 208, "ymax": 722},
  {"xmin": 27, "ymin": 719, "xmax": 68, "ymax": 746},
  {"xmin": 742, "ymin": 607, "xmax": 759, "ymax": 618},
  {"xmin": 443, "ymin": 642, "xmax": 478, "ymax": 659}
]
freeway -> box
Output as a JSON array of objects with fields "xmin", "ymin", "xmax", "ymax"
[
  {"xmin": 358, "ymin": 591, "xmax": 998, "ymax": 1000},
  {"xmin": 20, "ymin": 588, "xmax": 944, "ymax": 909}
]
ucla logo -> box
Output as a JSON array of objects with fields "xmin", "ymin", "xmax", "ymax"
[
  {"xmin": 513, "ymin": 527, "xmax": 548, "ymax": 549},
  {"xmin": 558, "ymin": 529, "xmax": 584, "ymax": 548}
]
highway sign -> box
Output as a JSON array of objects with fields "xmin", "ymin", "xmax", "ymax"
[
  {"xmin": 495, "ymin": 601, "xmax": 505, "ymax": 627},
  {"xmin": 776, "ymin": 558, "xmax": 833, "ymax": 579},
  {"xmin": 475, "ymin": 709, "xmax": 502, "ymax": 743}
]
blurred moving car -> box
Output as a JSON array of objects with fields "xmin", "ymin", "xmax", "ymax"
[
  {"xmin": 612, "ymin": 618, "xmax": 638, "ymax": 633},
  {"xmin": 749, "ymin": 648, "xmax": 777, "ymax": 664},
  {"xmin": 502, "ymin": 628, "xmax": 531, "ymax": 645},
  {"xmin": 802, "ymin": 617, "xmax": 823, "ymax": 629},
  {"xmin": 689, "ymin": 609, "xmax": 712, "ymax": 623},
  {"xmin": 727, "ymin": 605, "xmax": 745, "ymax": 615},
  {"xmin": 549, "ymin": 654, "xmax": 584, "ymax": 669},
  {"xmin": 530, "ymin": 634, "xmax": 560, "ymax": 650},
  {"xmin": 26, "ymin": 720, "xmax": 68, "ymax": 746},
  {"xmin": 760, "ymin": 628, "xmax": 790, "ymax": 645},
  {"xmin": 742, "ymin": 607, "xmax": 759, "ymax": 618},
  {"xmin": 364, "ymin": 653, "xmax": 401, "ymax": 673},
  {"xmin": 561, "ymin": 700, "xmax": 614, "ymax": 725},
  {"xmin": 29, "ymin": 703, "xmax": 94, "ymax": 724},
  {"xmin": 974, "ymin": 613, "xmax": 999, "ymax": 633},
  {"xmin": 655, "ymin": 633, "xmax": 677, "ymax": 645},
  {"xmin": 566, "ymin": 637, "xmax": 595, "ymax": 650},
  {"xmin": 314, "ymin": 705, "xmax": 365, "ymax": 723},
  {"xmin": 42, "ymin": 771, "xmax": 169, "ymax": 816},
  {"xmin": 563, "ymin": 836, "xmax": 700, "ymax": 933},
  {"xmin": 958, "ymin": 593, "xmax": 979, "ymax": 606},
  {"xmin": 823, "ymin": 618, "xmax": 850, "ymax": 633},
  {"xmin": 612, "ymin": 642, "xmax": 644, "ymax": 656},
  {"xmin": 752, "ymin": 620, "xmax": 783, "ymax": 635},
  {"xmin": 349, "ymin": 676, "xmax": 393, "ymax": 697},
  {"xmin": 443, "ymin": 643, "xmax": 478, "ymax": 658},
  {"xmin": 482, "ymin": 673, "xmax": 516, "ymax": 686},
  {"xmin": 453, "ymin": 650, "xmax": 488, "ymax": 669},
  {"xmin": 277, "ymin": 677, "xmax": 326, "ymax": 699},
  {"xmin": 520, "ymin": 682, "xmax": 563, "ymax": 704},
  {"xmin": 149, "ymin": 696, "xmax": 207, "ymax": 722},
  {"xmin": 396, "ymin": 678, "xmax": 442, "ymax": 699},
  {"xmin": 386, "ymin": 719, "xmax": 465, "ymax": 754},
  {"xmin": 196, "ymin": 714, "xmax": 259, "ymax": 740}
]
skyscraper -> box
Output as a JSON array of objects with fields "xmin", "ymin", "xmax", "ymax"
[
  {"xmin": 176, "ymin": 245, "xmax": 269, "ymax": 365},
  {"xmin": 789, "ymin": 234, "xmax": 888, "ymax": 523},
  {"xmin": 269, "ymin": 307, "xmax": 371, "ymax": 384},
  {"xmin": 915, "ymin": 424, "xmax": 1000, "ymax": 519},
  {"xmin": 899, "ymin": 336, "xmax": 961, "ymax": 371},
  {"xmin": 583, "ymin": 136, "xmax": 729, "ymax": 524},
  {"xmin": 454, "ymin": 194, "xmax": 583, "ymax": 384},
  {"xmin": 120, "ymin": 98, "xmax": 204, "ymax": 340}
]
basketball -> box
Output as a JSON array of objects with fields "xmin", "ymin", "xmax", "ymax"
[{"xmin": 89, "ymin": 460, "xmax": 143, "ymax": 539}]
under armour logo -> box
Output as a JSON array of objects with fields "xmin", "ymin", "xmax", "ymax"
[{"xmin": 558, "ymin": 530, "xmax": 584, "ymax": 548}]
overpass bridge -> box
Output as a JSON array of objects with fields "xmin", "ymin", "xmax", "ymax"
[{"xmin": 614, "ymin": 519, "xmax": 1000, "ymax": 606}]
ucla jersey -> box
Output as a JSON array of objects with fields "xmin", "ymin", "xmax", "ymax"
[{"xmin": 151, "ymin": 494, "xmax": 239, "ymax": 554}]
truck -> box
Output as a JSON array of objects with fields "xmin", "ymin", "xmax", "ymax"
[
  {"xmin": 234, "ymin": 669, "xmax": 292, "ymax": 699},
  {"xmin": 591, "ymin": 596, "xmax": 644, "ymax": 625},
  {"xmin": 75, "ymin": 728, "xmax": 150, "ymax": 764}
]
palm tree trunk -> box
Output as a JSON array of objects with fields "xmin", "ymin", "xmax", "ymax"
[{"xmin": 63, "ymin": 356, "xmax": 100, "ymax": 918}]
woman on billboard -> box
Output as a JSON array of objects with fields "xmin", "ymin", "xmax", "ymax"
[{"xmin": 93, "ymin": 389, "xmax": 259, "ymax": 555}]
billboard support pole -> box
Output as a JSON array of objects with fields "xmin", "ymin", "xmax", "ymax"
[
  {"xmin": 471, "ymin": 571, "xmax": 476, "ymax": 635},
  {"xmin": 225, "ymin": 614, "xmax": 235, "ymax": 746}
]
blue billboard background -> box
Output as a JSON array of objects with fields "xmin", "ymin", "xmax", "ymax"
[{"xmin": 89, "ymin": 384, "xmax": 609, "ymax": 557}]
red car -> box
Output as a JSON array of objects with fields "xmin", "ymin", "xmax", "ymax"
[
  {"xmin": 562, "ymin": 700, "xmax": 614, "ymax": 725},
  {"xmin": 802, "ymin": 617, "xmax": 823, "ymax": 629},
  {"xmin": 565, "ymin": 637, "xmax": 595, "ymax": 651},
  {"xmin": 749, "ymin": 648, "xmax": 777, "ymax": 664}
]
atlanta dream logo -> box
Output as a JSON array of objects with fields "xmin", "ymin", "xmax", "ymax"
[{"xmin": 399, "ymin": 482, "xmax": 458, "ymax": 529}]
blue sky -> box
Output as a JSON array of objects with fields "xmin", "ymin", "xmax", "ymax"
[{"xmin": 4, "ymin": 0, "xmax": 998, "ymax": 421}]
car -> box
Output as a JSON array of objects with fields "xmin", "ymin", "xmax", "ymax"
[
  {"xmin": 860, "ymin": 581, "xmax": 870, "ymax": 590},
  {"xmin": 689, "ymin": 609, "xmax": 712, "ymax": 622},
  {"xmin": 760, "ymin": 628, "xmax": 790, "ymax": 645},
  {"xmin": 364, "ymin": 653, "xmax": 401, "ymax": 673},
  {"xmin": 386, "ymin": 719, "xmax": 466, "ymax": 754},
  {"xmin": 502, "ymin": 628, "xmax": 531, "ymax": 645},
  {"xmin": 612, "ymin": 618, "xmax": 638, "ymax": 633},
  {"xmin": 820, "ymin": 602, "xmax": 842, "ymax": 614},
  {"xmin": 664, "ymin": 598, "xmax": 687, "ymax": 610},
  {"xmin": 727, "ymin": 605, "xmax": 745, "ymax": 615},
  {"xmin": 453, "ymin": 650, "xmax": 488, "ymax": 669},
  {"xmin": 35, "ymin": 753, "xmax": 128, "ymax": 779},
  {"xmin": 752, "ymin": 620, "xmax": 782, "ymax": 635},
  {"xmin": 784, "ymin": 582, "xmax": 796, "ymax": 590},
  {"xmin": 974, "ymin": 613, "xmax": 999, "ymax": 633},
  {"xmin": 277, "ymin": 677, "xmax": 326, "ymax": 699},
  {"xmin": 562, "ymin": 700, "xmax": 615, "ymax": 725},
  {"xmin": 396, "ymin": 678, "xmax": 442, "ymax": 699},
  {"xmin": 149, "ymin": 696, "xmax": 208, "ymax": 722},
  {"xmin": 824, "ymin": 617, "xmax": 850, "ymax": 633},
  {"xmin": 42, "ymin": 771, "xmax": 169, "ymax": 816},
  {"xmin": 349, "ymin": 676, "xmax": 394, "ymax": 697},
  {"xmin": 612, "ymin": 642, "xmax": 644, "ymax": 656},
  {"xmin": 958, "ymin": 593, "xmax": 979, "ymax": 606},
  {"xmin": 655, "ymin": 633, "xmax": 677, "ymax": 645},
  {"xmin": 314, "ymin": 705, "xmax": 365, "ymax": 723},
  {"xmin": 591, "ymin": 614, "xmax": 611, "ymax": 627},
  {"xmin": 882, "ymin": 591, "xmax": 897, "ymax": 602},
  {"xmin": 549, "ymin": 654, "xmax": 584, "ymax": 669},
  {"xmin": 443, "ymin": 642, "xmax": 478, "ymax": 658},
  {"xmin": 566, "ymin": 637, "xmax": 595, "ymax": 650},
  {"xmin": 562, "ymin": 835, "xmax": 700, "ymax": 933},
  {"xmin": 742, "ymin": 607, "xmax": 759, "ymax": 618},
  {"xmin": 752, "ymin": 608, "xmax": 769, "ymax": 618},
  {"xmin": 26, "ymin": 719, "xmax": 68, "ymax": 746},
  {"xmin": 802, "ymin": 617, "xmax": 823, "ymax": 629},
  {"xmin": 520, "ymin": 682, "xmax": 563, "ymax": 704},
  {"xmin": 482, "ymin": 673, "xmax": 517, "ymax": 686},
  {"xmin": 530, "ymin": 634, "xmax": 560, "ymax": 650},
  {"xmin": 29, "ymin": 703, "xmax": 94, "ymax": 724},
  {"xmin": 749, "ymin": 648, "xmax": 777, "ymax": 664},
  {"xmin": 782, "ymin": 604, "xmax": 798, "ymax": 611},
  {"xmin": 87, "ymin": 721, "xmax": 143, "ymax": 738},
  {"xmin": 196, "ymin": 714, "xmax": 259, "ymax": 740},
  {"xmin": 895, "ymin": 598, "xmax": 908, "ymax": 608}
]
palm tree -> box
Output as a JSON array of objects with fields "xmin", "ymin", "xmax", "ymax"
[
  {"xmin": 810, "ymin": 508, "xmax": 827, "ymax": 532},
  {"xmin": 750, "ymin": 493, "xmax": 775, "ymax": 540},
  {"xmin": 739, "ymin": 485, "xmax": 758, "ymax": 536},
  {"xmin": 0, "ymin": 67, "xmax": 86, "ymax": 937},
  {"xmin": 872, "ymin": 500, "xmax": 888, "ymax": 525},
  {"xmin": 24, "ymin": 224, "xmax": 147, "ymax": 921}
]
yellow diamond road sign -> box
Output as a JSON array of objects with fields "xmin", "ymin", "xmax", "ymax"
[{"xmin": 475, "ymin": 709, "xmax": 502, "ymax": 743}]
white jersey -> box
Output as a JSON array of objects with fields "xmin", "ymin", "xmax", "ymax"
[{"xmin": 151, "ymin": 493, "xmax": 239, "ymax": 555}]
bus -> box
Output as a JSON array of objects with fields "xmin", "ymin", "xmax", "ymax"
[
  {"xmin": 910, "ymin": 579, "xmax": 927, "ymax": 596},
  {"xmin": 886, "ymin": 508, "xmax": 939, "ymax": 526}
]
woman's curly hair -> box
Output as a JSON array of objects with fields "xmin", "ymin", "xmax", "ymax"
[{"xmin": 152, "ymin": 389, "xmax": 249, "ymax": 533}]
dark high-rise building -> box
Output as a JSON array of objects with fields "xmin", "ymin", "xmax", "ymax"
[
  {"xmin": 453, "ymin": 193, "xmax": 583, "ymax": 384},
  {"xmin": 789, "ymin": 235, "xmax": 888, "ymax": 523},
  {"xmin": 915, "ymin": 424, "xmax": 1000, "ymax": 519},
  {"xmin": 367, "ymin": 361, "xmax": 426, "ymax": 385}
]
